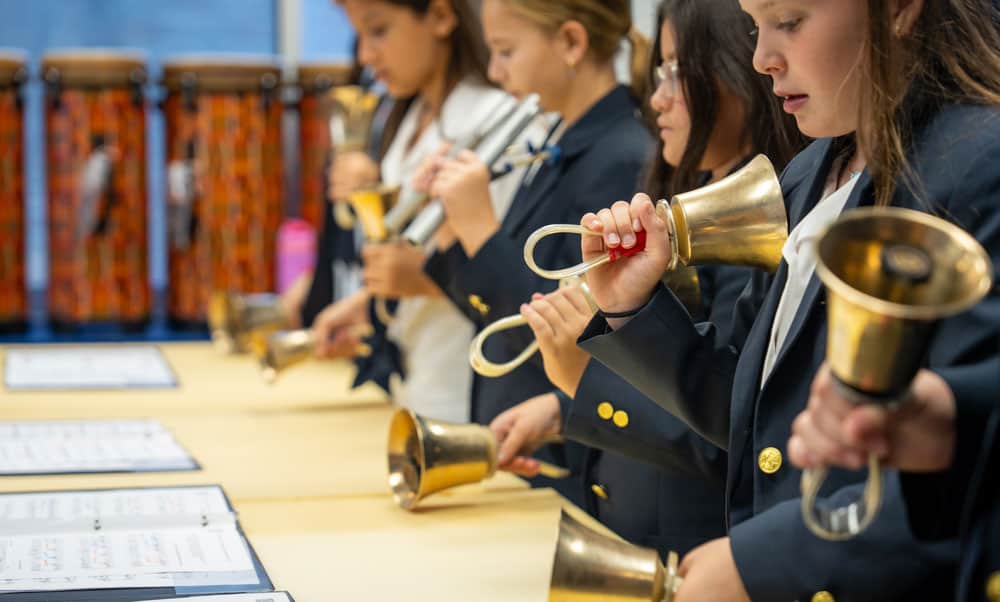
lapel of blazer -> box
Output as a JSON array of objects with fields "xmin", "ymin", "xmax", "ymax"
[{"xmin": 503, "ymin": 162, "xmax": 565, "ymax": 237}]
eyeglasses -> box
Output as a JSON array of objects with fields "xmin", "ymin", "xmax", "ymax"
[{"xmin": 654, "ymin": 60, "xmax": 680, "ymax": 99}]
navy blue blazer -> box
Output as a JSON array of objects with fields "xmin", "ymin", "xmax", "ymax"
[
  {"xmin": 580, "ymin": 104, "xmax": 1000, "ymax": 601},
  {"xmin": 567, "ymin": 264, "xmax": 751, "ymax": 558},
  {"xmin": 899, "ymin": 354, "xmax": 1000, "ymax": 602},
  {"xmin": 424, "ymin": 85, "xmax": 652, "ymax": 505}
]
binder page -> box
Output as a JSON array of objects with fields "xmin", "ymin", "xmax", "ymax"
[
  {"xmin": 0, "ymin": 420, "xmax": 197, "ymax": 475},
  {"xmin": 0, "ymin": 524, "xmax": 257, "ymax": 592},
  {"xmin": 0, "ymin": 485, "xmax": 257, "ymax": 593},
  {"xmin": 4, "ymin": 346, "xmax": 177, "ymax": 391}
]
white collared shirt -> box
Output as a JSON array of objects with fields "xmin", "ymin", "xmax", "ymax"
[
  {"xmin": 760, "ymin": 169, "xmax": 861, "ymax": 387},
  {"xmin": 379, "ymin": 78, "xmax": 542, "ymax": 423}
]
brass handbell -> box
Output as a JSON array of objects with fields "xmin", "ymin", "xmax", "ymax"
[
  {"xmin": 327, "ymin": 85, "xmax": 381, "ymax": 230},
  {"xmin": 549, "ymin": 511, "xmax": 681, "ymax": 602},
  {"xmin": 249, "ymin": 324, "xmax": 374, "ymax": 384},
  {"xmin": 469, "ymin": 270, "xmax": 702, "ymax": 378},
  {"xmin": 524, "ymin": 154, "xmax": 787, "ymax": 280},
  {"xmin": 347, "ymin": 185, "xmax": 400, "ymax": 243},
  {"xmin": 801, "ymin": 206, "xmax": 993, "ymax": 541},
  {"xmin": 207, "ymin": 291, "xmax": 288, "ymax": 354},
  {"xmin": 387, "ymin": 409, "xmax": 570, "ymax": 510},
  {"xmin": 346, "ymin": 185, "xmax": 401, "ymax": 325}
]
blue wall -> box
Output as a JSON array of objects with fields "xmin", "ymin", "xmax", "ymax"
[{"xmin": 1, "ymin": 0, "xmax": 354, "ymax": 292}]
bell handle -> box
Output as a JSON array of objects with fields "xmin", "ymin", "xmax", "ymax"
[
  {"xmin": 536, "ymin": 461, "xmax": 571, "ymax": 480},
  {"xmin": 333, "ymin": 201, "xmax": 356, "ymax": 230},
  {"xmin": 800, "ymin": 452, "xmax": 884, "ymax": 541},
  {"xmin": 374, "ymin": 297, "xmax": 395, "ymax": 325},
  {"xmin": 662, "ymin": 551, "xmax": 682, "ymax": 602},
  {"xmin": 524, "ymin": 220, "xmax": 669, "ymax": 281},
  {"xmin": 469, "ymin": 314, "xmax": 539, "ymax": 377}
]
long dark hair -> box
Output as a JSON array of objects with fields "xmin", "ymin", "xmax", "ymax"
[
  {"xmin": 370, "ymin": 0, "xmax": 492, "ymax": 159},
  {"xmin": 644, "ymin": 0, "xmax": 803, "ymax": 200},
  {"xmin": 859, "ymin": 0, "xmax": 1000, "ymax": 206}
]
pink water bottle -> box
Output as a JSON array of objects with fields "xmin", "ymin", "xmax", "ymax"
[{"xmin": 276, "ymin": 218, "xmax": 317, "ymax": 294}]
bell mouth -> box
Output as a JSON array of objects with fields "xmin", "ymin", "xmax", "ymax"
[
  {"xmin": 816, "ymin": 207, "xmax": 993, "ymax": 321},
  {"xmin": 387, "ymin": 410, "xmax": 424, "ymax": 510}
]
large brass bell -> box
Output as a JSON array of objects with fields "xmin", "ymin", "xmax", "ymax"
[
  {"xmin": 327, "ymin": 85, "xmax": 381, "ymax": 230},
  {"xmin": 524, "ymin": 154, "xmax": 787, "ymax": 280},
  {"xmin": 469, "ymin": 270, "xmax": 701, "ymax": 377},
  {"xmin": 801, "ymin": 206, "xmax": 993, "ymax": 541},
  {"xmin": 387, "ymin": 409, "xmax": 569, "ymax": 510},
  {"xmin": 249, "ymin": 324, "xmax": 374, "ymax": 384},
  {"xmin": 208, "ymin": 291, "xmax": 288, "ymax": 354},
  {"xmin": 549, "ymin": 511, "xmax": 681, "ymax": 602}
]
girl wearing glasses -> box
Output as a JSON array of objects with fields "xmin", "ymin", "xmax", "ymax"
[
  {"xmin": 486, "ymin": 0, "xmax": 802, "ymax": 560},
  {"xmin": 578, "ymin": 0, "xmax": 1000, "ymax": 600}
]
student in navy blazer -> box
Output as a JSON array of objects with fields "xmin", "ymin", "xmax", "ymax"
[
  {"xmin": 419, "ymin": 0, "xmax": 653, "ymax": 501},
  {"xmin": 573, "ymin": 1, "xmax": 1000, "ymax": 600},
  {"xmin": 790, "ymin": 349, "xmax": 1000, "ymax": 601},
  {"xmin": 484, "ymin": 0, "xmax": 805, "ymax": 559}
]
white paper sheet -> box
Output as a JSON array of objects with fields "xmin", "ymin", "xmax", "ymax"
[
  {"xmin": 0, "ymin": 419, "xmax": 197, "ymax": 475},
  {"xmin": 0, "ymin": 487, "xmax": 260, "ymax": 593},
  {"xmin": 3, "ymin": 346, "xmax": 177, "ymax": 390}
]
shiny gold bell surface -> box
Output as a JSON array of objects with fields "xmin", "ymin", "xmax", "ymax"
[
  {"xmin": 387, "ymin": 409, "xmax": 498, "ymax": 510},
  {"xmin": 386, "ymin": 409, "xmax": 569, "ymax": 510},
  {"xmin": 549, "ymin": 511, "xmax": 680, "ymax": 602},
  {"xmin": 348, "ymin": 185, "xmax": 400, "ymax": 243},
  {"xmin": 525, "ymin": 154, "xmax": 787, "ymax": 281},
  {"xmin": 250, "ymin": 329, "xmax": 316, "ymax": 384},
  {"xmin": 816, "ymin": 206, "xmax": 993, "ymax": 398},
  {"xmin": 327, "ymin": 85, "xmax": 380, "ymax": 153},
  {"xmin": 207, "ymin": 291, "xmax": 287, "ymax": 354},
  {"xmin": 802, "ymin": 206, "xmax": 994, "ymax": 542},
  {"xmin": 250, "ymin": 324, "xmax": 374, "ymax": 383}
]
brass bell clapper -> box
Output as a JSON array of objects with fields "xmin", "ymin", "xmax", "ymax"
[
  {"xmin": 548, "ymin": 511, "xmax": 682, "ymax": 602},
  {"xmin": 801, "ymin": 206, "xmax": 993, "ymax": 541},
  {"xmin": 386, "ymin": 409, "xmax": 569, "ymax": 510},
  {"xmin": 524, "ymin": 154, "xmax": 788, "ymax": 281}
]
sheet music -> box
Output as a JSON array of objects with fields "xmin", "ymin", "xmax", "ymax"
[
  {"xmin": 4, "ymin": 346, "xmax": 177, "ymax": 390},
  {"xmin": 0, "ymin": 487, "xmax": 259, "ymax": 593},
  {"xmin": 0, "ymin": 487, "xmax": 230, "ymax": 525},
  {"xmin": 142, "ymin": 593, "xmax": 292, "ymax": 602},
  {"xmin": 0, "ymin": 419, "xmax": 197, "ymax": 475}
]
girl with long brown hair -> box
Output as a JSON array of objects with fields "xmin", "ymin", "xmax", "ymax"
[{"xmin": 576, "ymin": 0, "xmax": 1000, "ymax": 599}]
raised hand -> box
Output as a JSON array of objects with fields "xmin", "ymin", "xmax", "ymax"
[
  {"xmin": 520, "ymin": 286, "xmax": 595, "ymax": 397},
  {"xmin": 580, "ymin": 193, "xmax": 674, "ymax": 316}
]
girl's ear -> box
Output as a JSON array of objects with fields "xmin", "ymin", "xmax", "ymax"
[
  {"xmin": 555, "ymin": 20, "xmax": 590, "ymax": 70},
  {"xmin": 426, "ymin": 0, "xmax": 459, "ymax": 39},
  {"xmin": 891, "ymin": 0, "xmax": 924, "ymax": 37}
]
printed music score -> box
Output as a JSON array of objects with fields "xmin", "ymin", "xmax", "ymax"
[{"xmin": 3, "ymin": 345, "xmax": 178, "ymax": 391}]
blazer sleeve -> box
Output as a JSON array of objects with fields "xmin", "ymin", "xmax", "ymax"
[
  {"xmin": 577, "ymin": 274, "xmax": 767, "ymax": 450},
  {"xmin": 563, "ymin": 359, "xmax": 727, "ymax": 484}
]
